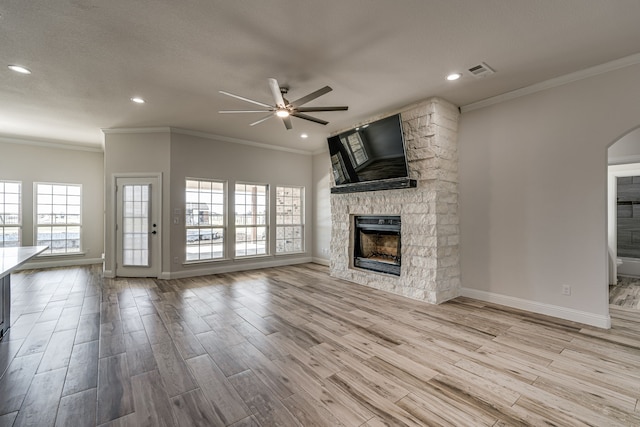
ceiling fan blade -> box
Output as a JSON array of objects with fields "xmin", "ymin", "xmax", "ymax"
[
  {"xmin": 290, "ymin": 86, "xmax": 332, "ymax": 108},
  {"xmin": 268, "ymin": 78, "xmax": 286, "ymax": 108},
  {"xmin": 282, "ymin": 116, "xmax": 293, "ymax": 130},
  {"xmin": 249, "ymin": 114, "xmax": 275, "ymax": 126},
  {"xmin": 219, "ymin": 110, "xmax": 272, "ymax": 113},
  {"xmin": 292, "ymin": 112, "xmax": 329, "ymax": 125},
  {"xmin": 219, "ymin": 90, "xmax": 272, "ymax": 108},
  {"xmin": 295, "ymin": 106, "xmax": 349, "ymax": 112}
]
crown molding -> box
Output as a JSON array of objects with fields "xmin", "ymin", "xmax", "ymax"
[
  {"xmin": 0, "ymin": 134, "xmax": 103, "ymax": 153},
  {"xmin": 102, "ymin": 126, "xmax": 313, "ymax": 156},
  {"xmin": 101, "ymin": 127, "xmax": 171, "ymax": 134},
  {"xmin": 461, "ymin": 52, "xmax": 640, "ymax": 113},
  {"xmin": 170, "ymin": 128, "xmax": 313, "ymax": 156}
]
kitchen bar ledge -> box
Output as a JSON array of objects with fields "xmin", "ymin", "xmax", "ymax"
[{"xmin": 0, "ymin": 246, "xmax": 48, "ymax": 339}]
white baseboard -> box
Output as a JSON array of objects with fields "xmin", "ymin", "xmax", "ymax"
[
  {"xmin": 17, "ymin": 257, "xmax": 103, "ymax": 271},
  {"xmin": 160, "ymin": 257, "xmax": 314, "ymax": 280},
  {"xmin": 460, "ymin": 288, "xmax": 611, "ymax": 329},
  {"xmin": 618, "ymin": 257, "xmax": 640, "ymax": 277},
  {"xmin": 312, "ymin": 257, "xmax": 330, "ymax": 266}
]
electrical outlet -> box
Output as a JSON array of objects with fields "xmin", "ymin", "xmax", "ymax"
[
  {"xmin": 173, "ymin": 216, "xmax": 180, "ymax": 225},
  {"xmin": 562, "ymin": 284, "xmax": 571, "ymax": 296}
]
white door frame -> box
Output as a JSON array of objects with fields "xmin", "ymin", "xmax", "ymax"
[{"xmin": 111, "ymin": 173, "xmax": 162, "ymax": 278}]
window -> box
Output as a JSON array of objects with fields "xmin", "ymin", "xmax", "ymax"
[
  {"xmin": 276, "ymin": 186, "xmax": 304, "ymax": 254},
  {"xmin": 342, "ymin": 133, "xmax": 368, "ymax": 166},
  {"xmin": 235, "ymin": 183, "xmax": 267, "ymax": 257},
  {"xmin": 331, "ymin": 153, "xmax": 348, "ymax": 185},
  {"xmin": 0, "ymin": 181, "xmax": 21, "ymax": 247},
  {"xmin": 35, "ymin": 183, "xmax": 82, "ymax": 254},
  {"xmin": 185, "ymin": 179, "xmax": 225, "ymax": 261}
]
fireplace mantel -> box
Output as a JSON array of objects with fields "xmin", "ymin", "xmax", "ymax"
[{"xmin": 330, "ymin": 177, "xmax": 417, "ymax": 194}]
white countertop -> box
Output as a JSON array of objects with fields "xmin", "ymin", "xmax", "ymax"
[{"xmin": 0, "ymin": 246, "xmax": 48, "ymax": 279}]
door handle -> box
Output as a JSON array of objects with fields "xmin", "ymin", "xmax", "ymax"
[{"xmin": 151, "ymin": 230, "xmax": 157, "ymax": 235}]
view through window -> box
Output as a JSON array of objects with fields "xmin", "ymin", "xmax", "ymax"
[
  {"xmin": 235, "ymin": 183, "xmax": 267, "ymax": 257},
  {"xmin": 36, "ymin": 183, "xmax": 82, "ymax": 254},
  {"xmin": 276, "ymin": 186, "xmax": 304, "ymax": 254},
  {"xmin": 185, "ymin": 179, "xmax": 225, "ymax": 261},
  {"xmin": 122, "ymin": 184, "xmax": 150, "ymax": 266}
]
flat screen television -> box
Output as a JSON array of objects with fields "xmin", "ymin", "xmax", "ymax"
[{"xmin": 327, "ymin": 113, "xmax": 416, "ymax": 193}]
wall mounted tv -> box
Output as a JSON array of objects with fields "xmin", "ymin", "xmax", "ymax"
[{"xmin": 328, "ymin": 113, "xmax": 416, "ymax": 193}]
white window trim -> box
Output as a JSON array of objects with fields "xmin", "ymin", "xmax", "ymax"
[
  {"xmin": 34, "ymin": 182, "xmax": 83, "ymax": 255},
  {"xmin": 0, "ymin": 180, "xmax": 22, "ymax": 247}
]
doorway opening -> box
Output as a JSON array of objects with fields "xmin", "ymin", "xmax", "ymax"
[{"xmin": 608, "ymin": 127, "xmax": 640, "ymax": 310}]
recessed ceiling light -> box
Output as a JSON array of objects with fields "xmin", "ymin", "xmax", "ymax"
[
  {"xmin": 8, "ymin": 65, "xmax": 31, "ymax": 74},
  {"xmin": 300, "ymin": 133, "xmax": 308, "ymax": 139},
  {"xmin": 130, "ymin": 97, "xmax": 145, "ymax": 104},
  {"xmin": 446, "ymin": 73, "xmax": 462, "ymax": 81}
]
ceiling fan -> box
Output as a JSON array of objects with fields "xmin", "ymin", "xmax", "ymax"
[{"xmin": 219, "ymin": 78, "xmax": 348, "ymax": 130}]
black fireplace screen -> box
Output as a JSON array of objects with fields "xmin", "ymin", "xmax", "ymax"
[{"xmin": 354, "ymin": 216, "xmax": 401, "ymax": 276}]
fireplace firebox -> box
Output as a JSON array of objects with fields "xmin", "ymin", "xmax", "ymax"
[{"xmin": 353, "ymin": 215, "xmax": 401, "ymax": 276}]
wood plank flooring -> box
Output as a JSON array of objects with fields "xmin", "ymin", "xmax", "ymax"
[
  {"xmin": 610, "ymin": 276, "xmax": 640, "ymax": 310},
  {"xmin": 1, "ymin": 263, "xmax": 640, "ymax": 426}
]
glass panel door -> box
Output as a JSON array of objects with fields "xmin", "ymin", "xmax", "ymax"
[
  {"xmin": 115, "ymin": 176, "xmax": 160, "ymax": 278},
  {"xmin": 122, "ymin": 184, "xmax": 150, "ymax": 266}
]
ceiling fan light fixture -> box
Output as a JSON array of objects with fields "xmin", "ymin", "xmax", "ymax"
[
  {"xmin": 276, "ymin": 109, "xmax": 290, "ymax": 118},
  {"xmin": 8, "ymin": 65, "xmax": 31, "ymax": 74}
]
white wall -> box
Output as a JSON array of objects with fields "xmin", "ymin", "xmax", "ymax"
[
  {"xmin": 458, "ymin": 63, "xmax": 640, "ymax": 327},
  {"xmin": 0, "ymin": 139, "xmax": 104, "ymax": 266},
  {"xmin": 312, "ymin": 151, "xmax": 331, "ymax": 264},
  {"xmin": 168, "ymin": 131, "xmax": 313, "ymax": 277},
  {"xmin": 103, "ymin": 128, "xmax": 314, "ymax": 278},
  {"xmin": 103, "ymin": 130, "xmax": 171, "ymax": 275}
]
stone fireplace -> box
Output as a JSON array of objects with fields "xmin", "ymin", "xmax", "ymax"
[{"xmin": 330, "ymin": 97, "xmax": 460, "ymax": 304}]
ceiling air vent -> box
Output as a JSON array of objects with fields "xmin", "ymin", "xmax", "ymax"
[{"xmin": 468, "ymin": 62, "xmax": 495, "ymax": 78}]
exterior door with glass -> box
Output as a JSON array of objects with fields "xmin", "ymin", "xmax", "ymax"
[{"xmin": 115, "ymin": 176, "xmax": 160, "ymax": 277}]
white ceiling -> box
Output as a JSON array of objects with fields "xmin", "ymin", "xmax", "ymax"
[{"xmin": 3, "ymin": 0, "xmax": 640, "ymax": 153}]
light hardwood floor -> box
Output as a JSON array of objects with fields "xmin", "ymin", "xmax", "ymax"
[
  {"xmin": 610, "ymin": 276, "xmax": 640, "ymax": 310},
  {"xmin": 1, "ymin": 263, "xmax": 640, "ymax": 426}
]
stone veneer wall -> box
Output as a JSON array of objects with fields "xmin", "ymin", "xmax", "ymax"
[{"xmin": 329, "ymin": 97, "xmax": 460, "ymax": 304}]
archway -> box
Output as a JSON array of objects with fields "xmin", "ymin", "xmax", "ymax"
[{"xmin": 607, "ymin": 126, "xmax": 640, "ymax": 308}]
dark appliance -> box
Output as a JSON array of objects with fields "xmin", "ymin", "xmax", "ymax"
[{"xmin": 328, "ymin": 114, "xmax": 416, "ymax": 193}]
